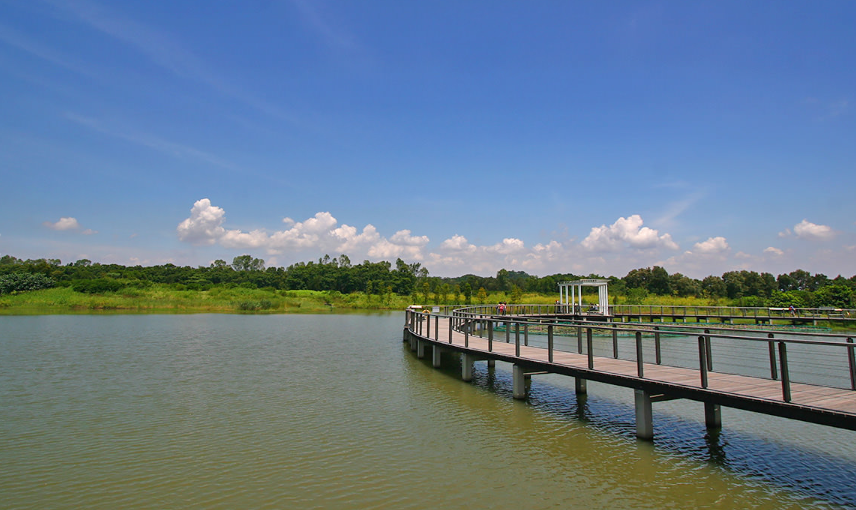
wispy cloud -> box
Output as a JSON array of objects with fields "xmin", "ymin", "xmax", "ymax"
[
  {"xmin": 290, "ymin": 0, "xmax": 361, "ymax": 55},
  {"xmin": 64, "ymin": 112, "xmax": 239, "ymax": 171},
  {"xmin": 654, "ymin": 191, "xmax": 705, "ymax": 229},
  {"xmin": 48, "ymin": 0, "xmax": 299, "ymax": 123},
  {"xmin": 0, "ymin": 22, "xmax": 96, "ymax": 77},
  {"xmin": 806, "ymin": 96, "xmax": 850, "ymax": 121}
]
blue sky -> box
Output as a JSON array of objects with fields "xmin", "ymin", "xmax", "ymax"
[{"xmin": 1, "ymin": 0, "xmax": 854, "ymax": 278}]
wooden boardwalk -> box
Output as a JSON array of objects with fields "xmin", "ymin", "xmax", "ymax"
[{"xmin": 404, "ymin": 312, "xmax": 856, "ymax": 438}]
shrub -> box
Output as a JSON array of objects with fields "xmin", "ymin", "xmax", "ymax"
[
  {"xmin": 72, "ymin": 279, "xmax": 124, "ymax": 294},
  {"xmin": 0, "ymin": 273, "xmax": 56, "ymax": 294},
  {"xmin": 236, "ymin": 300, "xmax": 274, "ymax": 311}
]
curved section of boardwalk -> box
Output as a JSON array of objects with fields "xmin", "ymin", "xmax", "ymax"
[{"xmin": 403, "ymin": 309, "xmax": 856, "ymax": 439}]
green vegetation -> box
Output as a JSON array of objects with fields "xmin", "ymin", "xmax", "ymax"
[{"xmin": 1, "ymin": 253, "xmax": 854, "ymax": 314}]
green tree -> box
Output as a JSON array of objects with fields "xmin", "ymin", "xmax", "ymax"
[
  {"xmin": 421, "ymin": 281, "xmax": 430, "ymax": 303},
  {"xmin": 649, "ymin": 266, "xmax": 671, "ymax": 295},
  {"xmin": 476, "ymin": 287, "xmax": 487, "ymax": 304},
  {"xmin": 496, "ymin": 269, "xmax": 509, "ymax": 292},
  {"xmin": 812, "ymin": 284, "xmax": 853, "ymax": 308},
  {"xmin": 701, "ymin": 276, "xmax": 726, "ymax": 298},
  {"xmin": 510, "ymin": 284, "xmax": 522, "ymax": 303},
  {"xmin": 461, "ymin": 282, "xmax": 473, "ymax": 304},
  {"xmin": 232, "ymin": 255, "xmax": 265, "ymax": 271}
]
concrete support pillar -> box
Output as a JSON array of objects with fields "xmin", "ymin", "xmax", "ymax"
[
  {"xmin": 513, "ymin": 364, "xmax": 527, "ymax": 399},
  {"xmin": 575, "ymin": 377, "xmax": 587, "ymax": 395},
  {"xmin": 432, "ymin": 345, "xmax": 442, "ymax": 368},
  {"xmin": 417, "ymin": 340, "xmax": 425, "ymax": 359},
  {"xmin": 409, "ymin": 336, "xmax": 417, "ymax": 351},
  {"xmin": 704, "ymin": 402, "xmax": 722, "ymax": 429},
  {"xmin": 487, "ymin": 359, "xmax": 496, "ymax": 368},
  {"xmin": 635, "ymin": 389, "xmax": 654, "ymax": 440},
  {"xmin": 461, "ymin": 353, "xmax": 474, "ymax": 382}
]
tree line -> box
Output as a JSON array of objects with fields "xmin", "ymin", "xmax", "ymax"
[{"xmin": 1, "ymin": 254, "xmax": 854, "ymax": 308}]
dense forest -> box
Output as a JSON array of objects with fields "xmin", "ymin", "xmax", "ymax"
[{"xmin": 1, "ymin": 253, "xmax": 854, "ymax": 308}]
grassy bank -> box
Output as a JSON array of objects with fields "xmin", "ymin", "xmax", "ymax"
[
  {"xmin": 0, "ymin": 285, "xmax": 728, "ymax": 315},
  {"xmin": 0, "ymin": 286, "xmax": 417, "ymax": 314}
]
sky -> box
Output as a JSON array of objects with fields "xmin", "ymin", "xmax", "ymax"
[{"xmin": 1, "ymin": 0, "xmax": 854, "ymax": 279}]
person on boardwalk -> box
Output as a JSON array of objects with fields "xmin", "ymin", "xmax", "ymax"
[{"xmin": 789, "ymin": 305, "xmax": 796, "ymax": 317}]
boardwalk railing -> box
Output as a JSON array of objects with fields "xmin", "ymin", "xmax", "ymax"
[
  {"xmin": 404, "ymin": 306, "xmax": 856, "ymax": 439},
  {"xmin": 425, "ymin": 303, "xmax": 856, "ymax": 326}
]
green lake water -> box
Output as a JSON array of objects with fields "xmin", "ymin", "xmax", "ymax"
[{"xmin": 2, "ymin": 313, "xmax": 856, "ymax": 509}]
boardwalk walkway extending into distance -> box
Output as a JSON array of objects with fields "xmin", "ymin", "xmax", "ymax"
[{"xmin": 403, "ymin": 306, "xmax": 856, "ymax": 440}]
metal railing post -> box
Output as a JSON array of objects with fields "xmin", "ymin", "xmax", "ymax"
[
  {"xmin": 612, "ymin": 328, "xmax": 618, "ymax": 358},
  {"xmin": 848, "ymin": 337, "xmax": 856, "ymax": 390},
  {"xmin": 768, "ymin": 333, "xmax": 778, "ymax": 380},
  {"xmin": 636, "ymin": 331, "xmax": 644, "ymax": 377},
  {"xmin": 488, "ymin": 320, "xmax": 493, "ymax": 352},
  {"xmin": 778, "ymin": 342, "xmax": 791, "ymax": 402},
  {"xmin": 548, "ymin": 324, "xmax": 554, "ymax": 363},
  {"xmin": 654, "ymin": 326, "xmax": 662, "ymax": 365},
  {"xmin": 704, "ymin": 329, "xmax": 713, "ymax": 371},
  {"xmin": 587, "ymin": 327, "xmax": 594, "ymax": 369},
  {"xmin": 698, "ymin": 335, "xmax": 708, "ymax": 388}
]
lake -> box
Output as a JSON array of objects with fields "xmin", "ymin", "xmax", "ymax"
[{"xmin": 2, "ymin": 313, "xmax": 856, "ymax": 508}]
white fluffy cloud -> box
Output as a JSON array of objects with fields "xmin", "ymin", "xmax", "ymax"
[
  {"xmin": 176, "ymin": 199, "xmax": 227, "ymax": 245},
  {"xmin": 44, "ymin": 217, "xmax": 81, "ymax": 231},
  {"xmin": 177, "ymin": 198, "xmax": 431, "ymax": 261},
  {"xmin": 43, "ymin": 216, "xmax": 97, "ymax": 234},
  {"xmin": 581, "ymin": 215, "xmax": 678, "ymax": 252},
  {"xmin": 176, "ymin": 204, "xmax": 699, "ymax": 277},
  {"xmin": 692, "ymin": 236, "xmax": 729, "ymax": 255},
  {"xmin": 793, "ymin": 219, "xmax": 835, "ymax": 241}
]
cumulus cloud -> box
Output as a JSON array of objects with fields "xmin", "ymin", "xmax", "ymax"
[
  {"xmin": 44, "ymin": 217, "xmax": 96, "ymax": 234},
  {"xmin": 582, "ymin": 215, "xmax": 678, "ymax": 252},
  {"xmin": 44, "ymin": 217, "xmax": 81, "ymax": 231},
  {"xmin": 692, "ymin": 236, "xmax": 729, "ymax": 255},
  {"xmin": 175, "ymin": 202, "xmax": 703, "ymax": 276},
  {"xmin": 176, "ymin": 198, "xmax": 431, "ymax": 261},
  {"xmin": 764, "ymin": 246, "xmax": 784, "ymax": 256},
  {"xmin": 793, "ymin": 219, "xmax": 835, "ymax": 241},
  {"xmin": 176, "ymin": 199, "xmax": 227, "ymax": 245}
]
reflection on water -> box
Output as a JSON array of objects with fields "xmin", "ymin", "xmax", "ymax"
[{"xmin": 1, "ymin": 314, "xmax": 855, "ymax": 509}]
